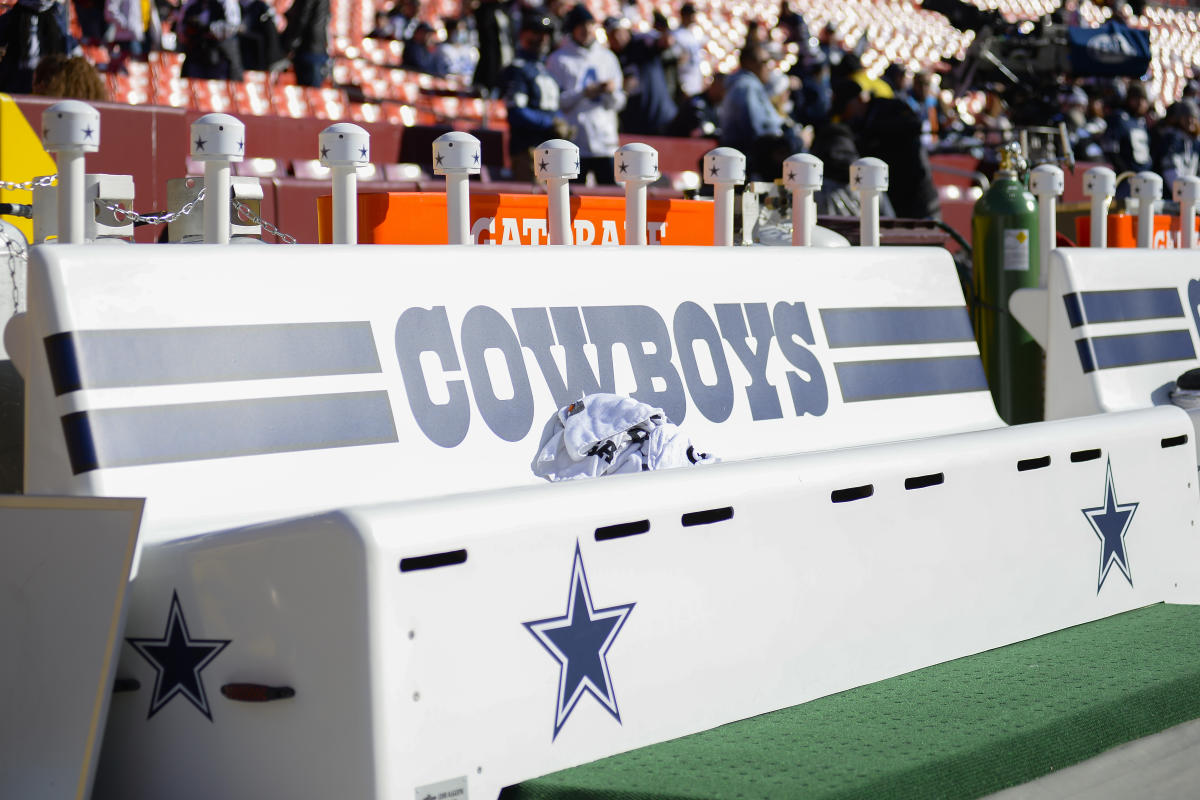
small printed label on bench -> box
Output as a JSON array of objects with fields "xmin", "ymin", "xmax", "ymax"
[{"xmin": 414, "ymin": 775, "xmax": 468, "ymax": 800}]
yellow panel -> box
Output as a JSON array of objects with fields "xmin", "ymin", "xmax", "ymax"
[{"xmin": 0, "ymin": 94, "xmax": 56, "ymax": 239}]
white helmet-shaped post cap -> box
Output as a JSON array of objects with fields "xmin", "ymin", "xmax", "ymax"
[
  {"xmin": 191, "ymin": 113, "xmax": 245, "ymax": 162},
  {"xmin": 783, "ymin": 153, "xmax": 823, "ymax": 191},
  {"xmin": 433, "ymin": 130, "xmax": 481, "ymax": 176},
  {"xmin": 1173, "ymin": 176, "xmax": 1200, "ymax": 205},
  {"xmin": 1029, "ymin": 164, "xmax": 1065, "ymax": 197},
  {"xmin": 615, "ymin": 142, "xmax": 659, "ymax": 184},
  {"xmin": 535, "ymin": 138, "xmax": 580, "ymax": 181},
  {"xmin": 850, "ymin": 157, "xmax": 888, "ymax": 192},
  {"xmin": 42, "ymin": 101, "xmax": 100, "ymax": 153},
  {"xmin": 703, "ymin": 147, "xmax": 745, "ymax": 185},
  {"xmin": 1130, "ymin": 171, "xmax": 1163, "ymax": 201},
  {"xmin": 321, "ymin": 122, "xmax": 370, "ymax": 167},
  {"xmin": 1083, "ymin": 165, "xmax": 1117, "ymax": 198}
]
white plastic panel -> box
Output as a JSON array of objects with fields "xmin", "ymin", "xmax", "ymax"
[
  {"xmin": 0, "ymin": 495, "xmax": 142, "ymax": 800},
  {"xmin": 92, "ymin": 407, "xmax": 1198, "ymax": 800},
  {"xmin": 1044, "ymin": 248, "xmax": 1200, "ymax": 419},
  {"xmin": 21, "ymin": 244, "xmax": 1000, "ymax": 539}
]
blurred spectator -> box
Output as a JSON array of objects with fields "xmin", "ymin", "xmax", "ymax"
[
  {"xmin": 836, "ymin": 75, "xmax": 938, "ymax": 219},
  {"xmin": 837, "ymin": 53, "xmax": 892, "ymax": 99},
  {"xmin": 815, "ymin": 23, "xmax": 845, "ymax": 70},
  {"xmin": 1051, "ymin": 86, "xmax": 1103, "ymax": 161},
  {"xmin": 1153, "ymin": 100, "xmax": 1199, "ymax": 195},
  {"xmin": 473, "ymin": 0, "xmax": 513, "ymax": 95},
  {"xmin": 385, "ymin": 0, "xmax": 420, "ymax": 40},
  {"xmin": 1103, "ymin": 81, "xmax": 1153, "ymax": 184},
  {"xmin": 369, "ymin": 10, "xmax": 397, "ymax": 38},
  {"xmin": 547, "ymin": 4, "xmax": 624, "ymax": 184},
  {"xmin": 790, "ymin": 60, "xmax": 830, "ymax": 128},
  {"xmin": 667, "ymin": 72, "xmax": 724, "ymax": 137},
  {"xmin": 32, "ymin": 53, "xmax": 107, "ymax": 99},
  {"xmin": 106, "ymin": 0, "xmax": 160, "ymax": 64},
  {"xmin": 402, "ymin": 20, "xmax": 438, "ymax": 73},
  {"xmin": 179, "ymin": 0, "xmax": 244, "ymax": 80},
  {"xmin": 74, "ymin": 0, "xmax": 107, "ymax": 42},
  {"xmin": 0, "ymin": 0, "xmax": 70, "ymax": 93},
  {"xmin": 282, "ymin": 0, "xmax": 327, "ymax": 86},
  {"xmin": 499, "ymin": 10, "xmax": 571, "ymax": 180},
  {"xmin": 434, "ymin": 16, "xmax": 478, "ymax": 77},
  {"xmin": 651, "ymin": 11, "xmax": 679, "ymax": 101},
  {"xmin": 239, "ymin": 0, "xmax": 285, "ymax": 71},
  {"xmin": 904, "ymin": 71, "xmax": 939, "ymax": 148},
  {"xmin": 673, "ymin": 2, "xmax": 703, "ymax": 97},
  {"xmin": 719, "ymin": 43, "xmax": 801, "ymax": 177},
  {"xmin": 810, "ymin": 79, "xmax": 869, "ymax": 214},
  {"xmin": 777, "ymin": 1, "xmax": 809, "ymax": 46},
  {"xmin": 608, "ymin": 16, "xmax": 676, "ymax": 136},
  {"xmin": 882, "ymin": 63, "xmax": 907, "ymax": 97}
]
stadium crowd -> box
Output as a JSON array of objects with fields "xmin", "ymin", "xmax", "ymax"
[{"xmin": 0, "ymin": 0, "xmax": 1197, "ymax": 214}]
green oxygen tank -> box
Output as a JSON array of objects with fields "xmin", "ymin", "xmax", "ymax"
[{"xmin": 972, "ymin": 143, "xmax": 1042, "ymax": 425}]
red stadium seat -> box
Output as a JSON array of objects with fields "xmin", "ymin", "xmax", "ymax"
[
  {"xmin": 231, "ymin": 72, "xmax": 274, "ymax": 116},
  {"xmin": 271, "ymin": 83, "xmax": 311, "ymax": 118},
  {"xmin": 190, "ymin": 80, "xmax": 237, "ymax": 113},
  {"xmin": 304, "ymin": 87, "xmax": 349, "ymax": 120},
  {"xmin": 348, "ymin": 102, "xmax": 384, "ymax": 123}
]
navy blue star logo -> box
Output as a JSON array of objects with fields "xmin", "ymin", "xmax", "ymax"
[
  {"xmin": 126, "ymin": 591, "xmax": 230, "ymax": 720},
  {"xmin": 360, "ymin": 145, "xmax": 369, "ymax": 159},
  {"xmin": 525, "ymin": 543, "xmax": 634, "ymax": 740},
  {"xmin": 194, "ymin": 137, "xmax": 206, "ymax": 152},
  {"xmin": 853, "ymin": 172, "xmax": 862, "ymax": 186},
  {"xmin": 472, "ymin": 151, "xmax": 480, "ymax": 164},
  {"xmin": 237, "ymin": 139, "xmax": 244, "ymax": 152},
  {"xmin": 618, "ymin": 161, "xmax": 628, "ymax": 174},
  {"xmin": 539, "ymin": 159, "xmax": 549, "ymax": 172},
  {"xmin": 1082, "ymin": 458, "xmax": 1138, "ymax": 593},
  {"xmin": 82, "ymin": 125, "xmax": 94, "ymax": 140},
  {"xmin": 786, "ymin": 170, "xmax": 794, "ymax": 182},
  {"xmin": 321, "ymin": 145, "xmax": 330, "ymax": 158},
  {"xmin": 435, "ymin": 152, "xmax": 444, "ymax": 166},
  {"xmin": 709, "ymin": 163, "xmax": 719, "ymax": 177}
]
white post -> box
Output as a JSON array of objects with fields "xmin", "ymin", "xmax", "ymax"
[
  {"xmin": 1082, "ymin": 166, "xmax": 1116, "ymax": 248},
  {"xmin": 320, "ymin": 123, "xmax": 370, "ymax": 245},
  {"xmin": 536, "ymin": 139, "xmax": 579, "ymax": 245},
  {"xmin": 191, "ymin": 113, "xmax": 245, "ymax": 245},
  {"xmin": 1174, "ymin": 176, "xmax": 1200, "ymax": 249},
  {"xmin": 614, "ymin": 143, "xmax": 659, "ymax": 245},
  {"xmin": 1029, "ymin": 164, "xmax": 1064, "ymax": 287},
  {"xmin": 703, "ymin": 147, "xmax": 745, "ymax": 246},
  {"xmin": 433, "ymin": 131, "xmax": 481, "ymax": 245},
  {"xmin": 782, "ymin": 153, "xmax": 823, "ymax": 247},
  {"xmin": 1130, "ymin": 171, "xmax": 1163, "ymax": 249},
  {"xmin": 42, "ymin": 101, "xmax": 100, "ymax": 244},
  {"xmin": 850, "ymin": 157, "xmax": 888, "ymax": 247}
]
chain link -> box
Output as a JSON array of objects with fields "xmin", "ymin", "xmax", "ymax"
[
  {"xmin": 96, "ymin": 187, "xmax": 207, "ymax": 227},
  {"xmin": 0, "ymin": 174, "xmax": 57, "ymax": 192},
  {"xmin": 232, "ymin": 197, "xmax": 297, "ymax": 244}
]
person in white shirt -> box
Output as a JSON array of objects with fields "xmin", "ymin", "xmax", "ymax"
[
  {"xmin": 546, "ymin": 4, "xmax": 625, "ymax": 184},
  {"xmin": 672, "ymin": 2, "xmax": 704, "ymax": 97}
]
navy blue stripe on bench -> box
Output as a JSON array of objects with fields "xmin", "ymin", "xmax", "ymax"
[
  {"xmin": 834, "ymin": 356, "xmax": 988, "ymax": 403},
  {"xmin": 820, "ymin": 307, "xmax": 976, "ymax": 348},
  {"xmin": 1074, "ymin": 330, "xmax": 1197, "ymax": 373},
  {"xmin": 60, "ymin": 391, "xmax": 398, "ymax": 474},
  {"xmin": 44, "ymin": 322, "xmax": 381, "ymax": 395},
  {"xmin": 1062, "ymin": 289, "xmax": 1185, "ymax": 329}
]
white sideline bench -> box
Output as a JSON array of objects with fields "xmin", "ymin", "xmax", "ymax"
[
  {"xmin": 1012, "ymin": 248, "xmax": 1200, "ymax": 420},
  {"xmin": 91, "ymin": 405, "xmax": 1200, "ymax": 800},
  {"xmin": 13, "ymin": 243, "xmax": 1001, "ymax": 541}
]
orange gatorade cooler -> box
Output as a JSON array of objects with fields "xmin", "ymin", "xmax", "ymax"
[
  {"xmin": 1075, "ymin": 213, "xmax": 1200, "ymax": 248},
  {"xmin": 317, "ymin": 192, "xmax": 715, "ymax": 245}
]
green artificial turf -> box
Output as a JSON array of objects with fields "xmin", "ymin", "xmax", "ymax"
[{"xmin": 503, "ymin": 603, "xmax": 1200, "ymax": 800}]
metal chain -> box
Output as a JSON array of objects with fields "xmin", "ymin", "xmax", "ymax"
[
  {"xmin": 0, "ymin": 174, "xmax": 57, "ymax": 191},
  {"xmin": 3, "ymin": 227, "xmax": 26, "ymax": 317},
  {"xmin": 96, "ymin": 187, "xmax": 207, "ymax": 227},
  {"xmin": 231, "ymin": 197, "xmax": 297, "ymax": 244}
]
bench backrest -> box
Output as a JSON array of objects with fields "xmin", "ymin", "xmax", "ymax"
[
  {"xmin": 20, "ymin": 243, "xmax": 1000, "ymax": 539},
  {"xmin": 1044, "ymin": 248, "xmax": 1200, "ymax": 419}
]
